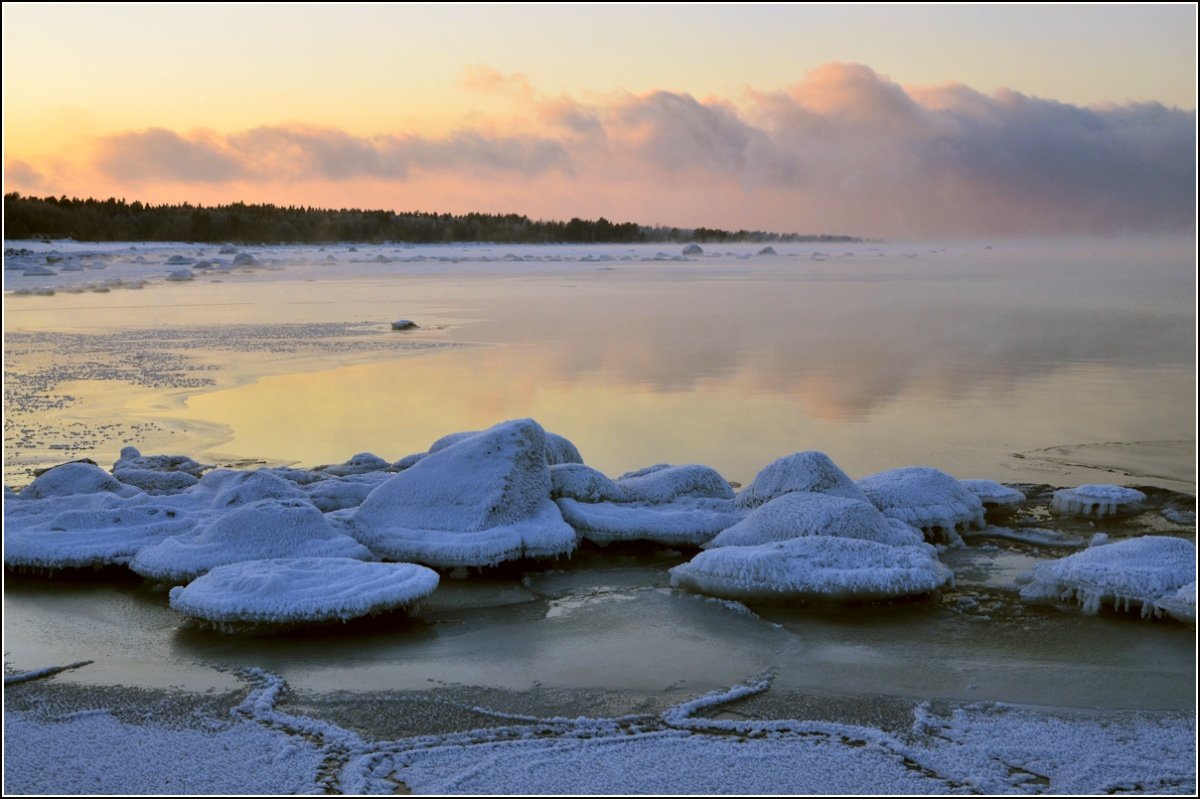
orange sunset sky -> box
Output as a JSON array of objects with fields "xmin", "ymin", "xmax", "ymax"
[{"xmin": 3, "ymin": 3, "xmax": 1196, "ymax": 238}]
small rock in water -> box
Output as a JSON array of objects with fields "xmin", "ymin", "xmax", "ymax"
[{"xmin": 391, "ymin": 320, "xmax": 418, "ymax": 330}]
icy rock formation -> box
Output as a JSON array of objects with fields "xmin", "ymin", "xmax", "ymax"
[
  {"xmin": 682, "ymin": 243, "xmax": 703, "ymax": 255},
  {"xmin": 19, "ymin": 462, "xmax": 141, "ymax": 500},
  {"xmin": 708, "ymin": 492, "xmax": 925, "ymax": 550},
  {"xmin": 550, "ymin": 463, "xmax": 630, "ymax": 503},
  {"xmin": 165, "ymin": 255, "xmax": 195, "ymax": 265},
  {"xmin": 166, "ymin": 269, "xmax": 194, "ymax": 281},
  {"xmin": 670, "ymin": 537, "xmax": 953, "ymax": 602},
  {"xmin": 615, "ymin": 464, "xmax": 735, "ymax": 503},
  {"xmin": 203, "ymin": 470, "xmax": 309, "ymax": 508},
  {"xmin": 168, "ymin": 557, "xmax": 439, "ymax": 629},
  {"xmin": 5, "ymin": 499, "xmax": 198, "ymax": 570},
  {"xmin": 232, "ymin": 253, "xmax": 259, "ymax": 267},
  {"xmin": 1018, "ymin": 536, "xmax": 1196, "ymax": 619},
  {"xmin": 556, "ymin": 497, "xmax": 744, "ymax": 547},
  {"xmin": 1050, "ymin": 485, "xmax": 1146, "ymax": 518},
  {"xmin": 757, "ymin": 246, "xmax": 777, "ymax": 255},
  {"xmin": 315, "ymin": 452, "xmax": 391, "ymax": 476},
  {"xmin": 22, "ymin": 265, "xmax": 56, "ymax": 276},
  {"xmin": 131, "ymin": 499, "xmax": 374, "ymax": 583},
  {"xmin": 1154, "ymin": 582, "xmax": 1196, "ymax": 625},
  {"xmin": 429, "ymin": 427, "xmax": 584, "ymax": 465},
  {"xmin": 393, "ymin": 452, "xmax": 426, "ymax": 471},
  {"xmin": 857, "ymin": 467, "xmax": 985, "ymax": 546},
  {"xmin": 303, "ymin": 473, "xmax": 391, "ymax": 512},
  {"xmin": 735, "ymin": 451, "xmax": 868, "ymax": 510},
  {"xmin": 390, "ymin": 320, "xmax": 418, "ymax": 330},
  {"xmin": 353, "ymin": 419, "xmax": 577, "ymax": 567},
  {"xmin": 959, "ymin": 479, "xmax": 1026, "ymax": 512},
  {"xmin": 114, "ymin": 446, "xmax": 208, "ymax": 478},
  {"xmin": 114, "ymin": 468, "xmax": 200, "ymax": 495}
]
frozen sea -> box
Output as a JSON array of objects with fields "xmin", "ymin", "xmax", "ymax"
[{"xmin": 3, "ymin": 237, "xmax": 1196, "ymax": 794}]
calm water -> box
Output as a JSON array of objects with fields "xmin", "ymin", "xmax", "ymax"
[{"xmin": 2, "ymin": 237, "xmax": 1195, "ymax": 705}]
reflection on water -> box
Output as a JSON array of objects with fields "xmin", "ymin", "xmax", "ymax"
[{"xmin": 178, "ymin": 243, "xmax": 1195, "ymax": 487}]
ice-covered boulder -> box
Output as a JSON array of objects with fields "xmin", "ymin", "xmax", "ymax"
[
  {"xmin": 22, "ymin": 265, "xmax": 56, "ymax": 276},
  {"xmin": 959, "ymin": 479, "xmax": 1025, "ymax": 513},
  {"xmin": 857, "ymin": 467, "xmax": 985, "ymax": 546},
  {"xmin": 550, "ymin": 463, "xmax": 629, "ymax": 503},
  {"xmin": 315, "ymin": 452, "xmax": 391, "ymax": 476},
  {"xmin": 1050, "ymin": 485, "xmax": 1146, "ymax": 518},
  {"xmin": 114, "ymin": 468, "xmax": 200, "ymax": 494},
  {"xmin": 232, "ymin": 253, "xmax": 259, "ymax": 267},
  {"xmin": 165, "ymin": 255, "xmax": 195, "ymax": 265},
  {"xmin": 735, "ymin": 451, "xmax": 867, "ymax": 510},
  {"xmin": 670, "ymin": 536, "xmax": 953, "ymax": 602},
  {"xmin": 393, "ymin": 452, "xmax": 426, "ymax": 471},
  {"xmin": 682, "ymin": 243, "xmax": 703, "ymax": 255},
  {"xmin": 5, "ymin": 499, "xmax": 198, "ymax": 570},
  {"xmin": 556, "ymin": 496, "xmax": 744, "ymax": 547},
  {"xmin": 707, "ymin": 492, "xmax": 925, "ymax": 549},
  {"xmin": 757, "ymin": 246, "xmax": 777, "ymax": 256},
  {"xmin": 130, "ymin": 499, "xmax": 373, "ymax": 583},
  {"xmin": 353, "ymin": 419, "xmax": 577, "ymax": 566},
  {"xmin": 168, "ymin": 557, "xmax": 439, "ymax": 630},
  {"xmin": 203, "ymin": 470, "xmax": 308, "ymax": 507},
  {"xmin": 1154, "ymin": 582, "xmax": 1196, "ymax": 625},
  {"xmin": 390, "ymin": 320, "xmax": 418, "ymax": 330},
  {"xmin": 429, "ymin": 427, "xmax": 584, "ymax": 466},
  {"xmin": 19, "ymin": 462, "xmax": 141, "ymax": 500},
  {"xmin": 114, "ymin": 446, "xmax": 208, "ymax": 478},
  {"xmin": 1018, "ymin": 536, "xmax": 1196, "ymax": 619},
  {"xmin": 615, "ymin": 464, "xmax": 734, "ymax": 504},
  {"xmin": 218, "ymin": 244, "xmax": 239, "ymax": 255},
  {"xmin": 304, "ymin": 472, "xmax": 392, "ymax": 512},
  {"xmin": 166, "ymin": 269, "xmax": 194, "ymax": 281}
]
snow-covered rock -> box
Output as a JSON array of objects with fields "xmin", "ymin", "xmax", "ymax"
[
  {"xmin": 735, "ymin": 451, "xmax": 867, "ymax": 510},
  {"xmin": 114, "ymin": 446, "xmax": 208, "ymax": 477},
  {"xmin": 168, "ymin": 557, "xmax": 439, "ymax": 629},
  {"xmin": 1018, "ymin": 536, "xmax": 1196, "ymax": 619},
  {"xmin": 390, "ymin": 320, "xmax": 418, "ymax": 330},
  {"xmin": 857, "ymin": 467, "xmax": 985, "ymax": 546},
  {"xmin": 353, "ymin": 419, "xmax": 577, "ymax": 566},
  {"xmin": 670, "ymin": 537, "xmax": 953, "ymax": 602},
  {"xmin": 556, "ymin": 497, "xmax": 743, "ymax": 547},
  {"xmin": 114, "ymin": 468, "xmax": 200, "ymax": 494},
  {"xmin": 682, "ymin": 243, "xmax": 703, "ymax": 255},
  {"xmin": 315, "ymin": 452, "xmax": 391, "ymax": 477},
  {"xmin": 130, "ymin": 499, "xmax": 373, "ymax": 584},
  {"xmin": 1154, "ymin": 581, "xmax": 1196, "ymax": 625},
  {"xmin": 1050, "ymin": 485, "xmax": 1146, "ymax": 518},
  {"xmin": 204, "ymin": 470, "xmax": 309, "ymax": 508},
  {"xmin": 19, "ymin": 462, "xmax": 141, "ymax": 500},
  {"xmin": 708, "ymin": 492, "xmax": 925, "ymax": 549},
  {"xmin": 429, "ymin": 427, "xmax": 584, "ymax": 465},
  {"xmin": 616, "ymin": 464, "xmax": 734, "ymax": 504},
  {"xmin": 303, "ymin": 473, "xmax": 391, "ymax": 512},
  {"xmin": 959, "ymin": 479, "xmax": 1026, "ymax": 512},
  {"xmin": 550, "ymin": 463, "xmax": 629, "ymax": 503}
]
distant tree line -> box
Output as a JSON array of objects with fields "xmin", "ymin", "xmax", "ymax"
[{"xmin": 2, "ymin": 193, "xmax": 861, "ymax": 245}]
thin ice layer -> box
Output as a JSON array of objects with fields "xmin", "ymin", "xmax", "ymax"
[
  {"xmin": 1051, "ymin": 484, "xmax": 1146, "ymax": 518},
  {"xmin": 670, "ymin": 536, "xmax": 953, "ymax": 602},
  {"xmin": 735, "ymin": 451, "xmax": 868, "ymax": 509},
  {"xmin": 708, "ymin": 492, "xmax": 925, "ymax": 549},
  {"xmin": 353, "ymin": 419, "xmax": 577, "ymax": 566},
  {"xmin": 556, "ymin": 497, "xmax": 744, "ymax": 546},
  {"xmin": 168, "ymin": 557, "xmax": 440, "ymax": 626},
  {"xmin": 1019, "ymin": 536, "xmax": 1196, "ymax": 619},
  {"xmin": 130, "ymin": 499, "xmax": 373, "ymax": 583},
  {"xmin": 1154, "ymin": 582, "xmax": 1196, "ymax": 625},
  {"xmin": 857, "ymin": 467, "xmax": 985, "ymax": 545}
]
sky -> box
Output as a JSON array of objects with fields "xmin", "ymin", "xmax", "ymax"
[{"xmin": 3, "ymin": 3, "xmax": 1196, "ymax": 238}]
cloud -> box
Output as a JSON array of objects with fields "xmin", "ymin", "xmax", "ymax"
[
  {"xmin": 63, "ymin": 63, "xmax": 1199, "ymax": 234},
  {"xmin": 5, "ymin": 158, "xmax": 48, "ymax": 190}
]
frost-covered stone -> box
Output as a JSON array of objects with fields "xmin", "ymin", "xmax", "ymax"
[
  {"xmin": 959, "ymin": 479, "xmax": 1026, "ymax": 510},
  {"xmin": 166, "ymin": 269, "xmax": 194, "ymax": 281},
  {"xmin": 20, "ymin": 462, "xmax": 141, "ymax": 500},
  {"xmin": 5, "ymin": 499, "xmax": 197, "ymax": 570},
  {"xmin": 556, "ymin": 497, "xmax": 744, "ymax": 547},
  {"xmin": 22, "ymin": 265, "xmax": 56, "ymax": 276},
  {"xmin": 390, "ymin": 320, "xmax": 418, "ymax": 330},
  {"xmin": 550, "ymin": 463, "xmax": 629, "ymax": 503},
  {"xmin": 429, "ymin": 428, "xmax": 583, "ymax": 465},
  {"xmin": 204, "ymin": 470, "xmax": 308, "ymax": 507},
  {"xmin": 1154, "ymin": 581, "xmax": 1196, "ymax": 625},
  {"xmin": 1019, "ymin": 536, "xmax": 1196, "ymax": 619},
  {"xmin": 165, "ymin": 255, "xmax": 195, "ymax": 265},
  {"xmin": 393, "ymin": 452, "xmax": 426, "ymax": 471},
  {"xmin": 303, "ymin": 473, "xmax": 391, "ymax": 512},
  {"xmin": 708, "ymin": 492, "xmax": 925, "ymax": 549},
  {"xmin": 616, "ymin": 464, "xmax": 734, "ymax": 504},
  {"xmin": 735, "ymin": 451, "xmax": 867, "ymax": 510},
  {"xmin": 353, "ymin": 419, "xmax": 576, "ymax": 566},
  {"xmin": 857, "ymin": 467, "xmax": 985, "ymax": 546},
  {"xmin": 1050, "ymin": 485, "xmax": 1146, "ymax": 518},
  {"xmin": 168, "ymin": 557, "xmax": 439, "ymax": 629},
  {"xmin": 114, "ymin": 468, "xmax": 200, "ymax": 494},
  {"xmin": 131, "ymin": 499, "xmax": 373, "ymax": 583},
  {"xmin": 757, "ymin": 246, "xmax": 777, "ymax": 255},
  {"xmin": 682, "ymin": 243, "xmax": 703, "ymax": 255},
  {"xmin": 232, "ymin": 253, "xmax": 259, "ymax": 267},
  {"xmin": 315, "ymin": 452, "xmax": 391, "ymax": 476},
  {"xmin": 114, "ymin": 446, "xmax": 208, "ymax": 477},
  {"xmin": 670, "ymin": 537, "xmax": 953, "ymax": 602}
]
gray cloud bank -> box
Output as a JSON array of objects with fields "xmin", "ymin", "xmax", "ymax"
[{"xmin": 83, "ymin": 63, "xmax": 1198, "ymax": 235}]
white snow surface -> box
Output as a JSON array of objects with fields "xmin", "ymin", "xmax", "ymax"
[
  {"xmin": 707, "ymin": 492, "xmax": 926, "ymax": 549},
  {"xmin": 1051, "ymin": 484, "xmax": 1147, "ymax": 517},
  {"xmin": 353, "ymin": 419, "xmax": 577, "ymax": 566},
  {"xmin": 857, "ymin": 466, "xmax": 985, "ymax": 545},
  {"xmin": 670, "ymin": 536, "xmax": 953, "ymax": 602},
  {"xmin": 615, "ymin": 463, "xmax": 735, "ymax": 503},
  {"xmin": 168, "ymin": 557, "xmax": 439, "ymax": 625},
  {"xmin": 556, "ymin": 496, "xmax": 744, "ymax": 546},
  {"xmin": 130, "ymin": 498, "xmax": 373, "ymax": 583},
  {"xmin": 735, "ymin": 450, "xmax": 868, "ymax": 509},
  {"xmin": 1019, "ymin": 536, "xmax": 1197, "ymax": 619}
]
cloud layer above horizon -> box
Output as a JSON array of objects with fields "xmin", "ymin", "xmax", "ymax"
[{"xmin": 7, "ymin": 63, "xmax": 1195, "ymax": 237}]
